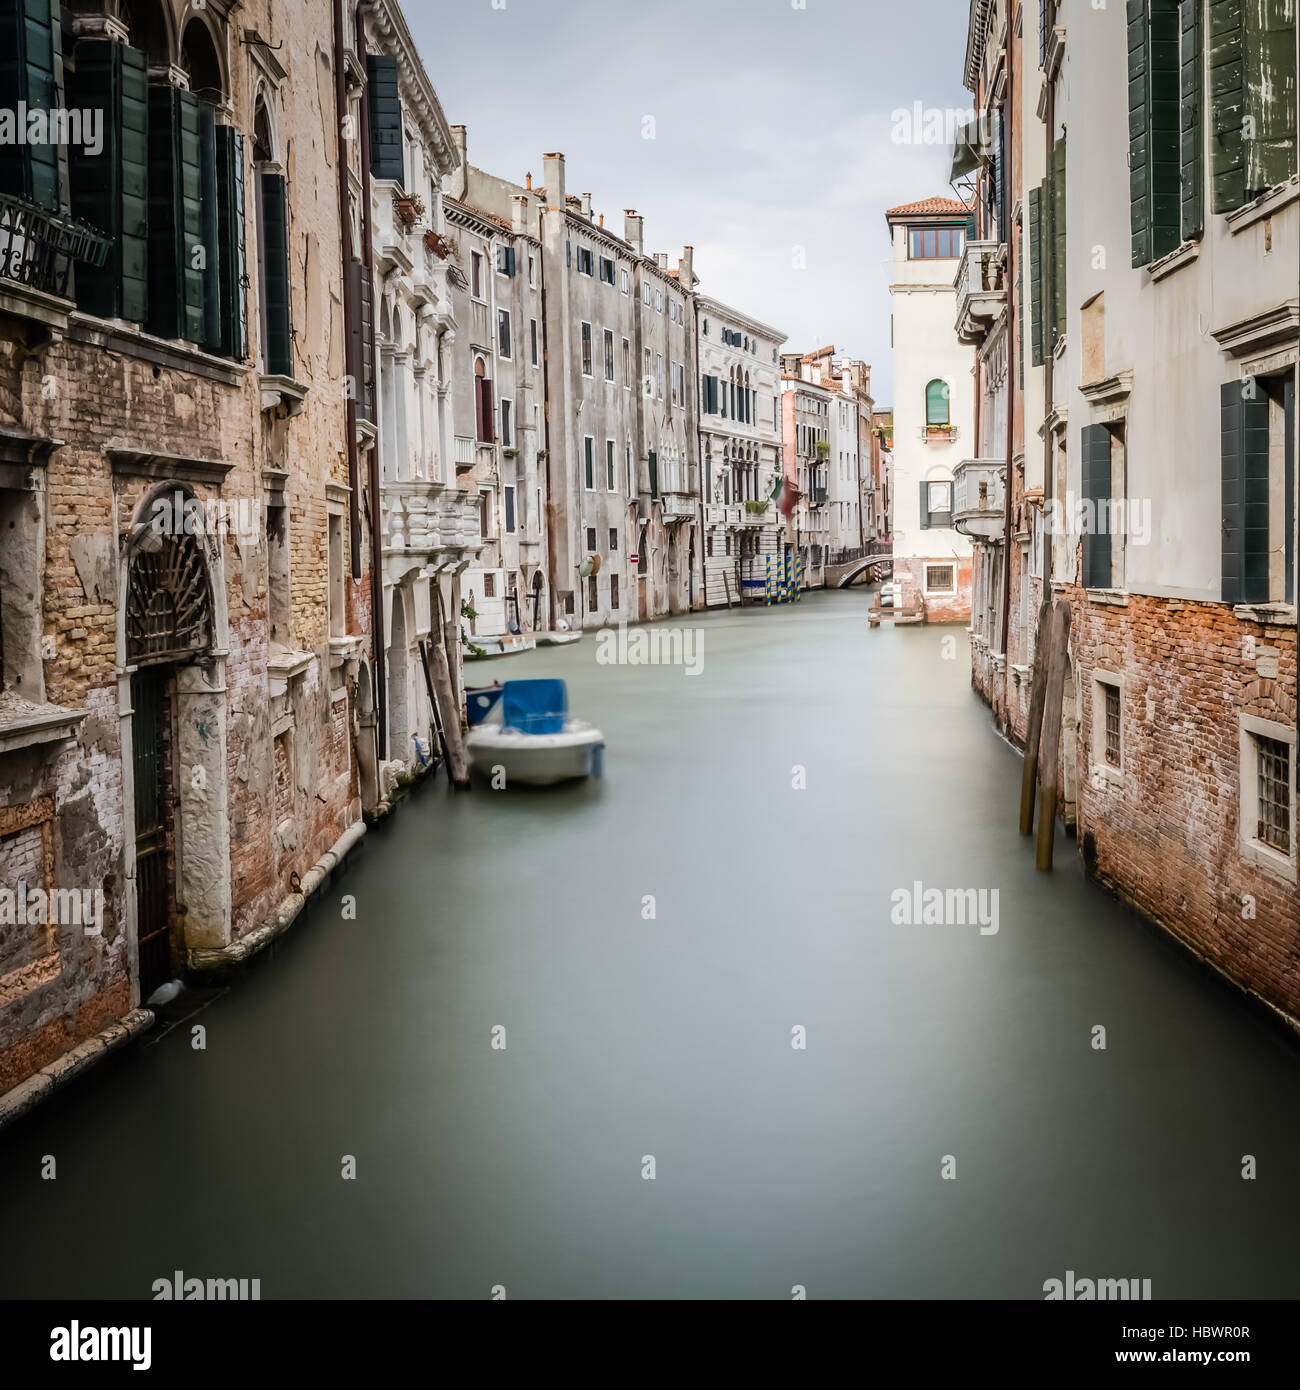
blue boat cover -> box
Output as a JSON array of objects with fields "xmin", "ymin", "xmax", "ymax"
[{"xmin": 502, "ymin": 679, "xmax": 568, "ymax": 734}]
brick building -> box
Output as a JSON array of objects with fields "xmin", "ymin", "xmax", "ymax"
[{"xmin": 0, "ymin": 0, "xmax": 371, "ymax": 1100}]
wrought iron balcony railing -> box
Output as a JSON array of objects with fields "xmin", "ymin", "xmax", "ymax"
[{"xmin": 0, "ymin": 192, "xmax": 110, "ymax": 300}]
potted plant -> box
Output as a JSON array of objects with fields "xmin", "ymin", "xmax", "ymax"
[
  {"xmin": 424, "ymin": 229, "xmax": 449, "ymax": 257},
  {"xmin": 393, "ymin": 190, "xmax": 425, "ymax": 229},
  {"xmin": 536, "ymin": 449, "xmax": 548, "ymax": 462},
  {"xmin": 501, "ymin": 447, "xmax": 518, "ymax": 459}
]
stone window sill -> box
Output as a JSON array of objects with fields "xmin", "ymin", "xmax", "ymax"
[
  {"xmin": 1225, "ymin": 176, "xmax": 1300, "ymax": 234},
  {"xmin": 1239, "ymin": 837, "xmax": 1297, "ymax": 886},
  {"xmin": 0, "ymin": 695, "xmax": 86, "ymax": 757},
  {"xmin": 1233, "ymin": 602, "xmax": 1296, "ymax": 627},
  {"xmin": 1148, "ymin": 241, "xmax": 1200, "ymax": 282},
  {"xmin": 260, "ymin": 374, "xmax": 308, "ymax": 417},
  {"xmin": 1086, "ymin": 588, "xmax": 1130, "ymax": 607},
  {"xmin": 1090, "ymin": 763, "xmax": 1124, "ymax": 791}
]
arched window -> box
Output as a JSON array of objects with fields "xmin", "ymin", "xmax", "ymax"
[
  {"xmin": 925, "ymin": 379, "xmax": 950, "ymax": 427},
  {"xmin": 254, "ymin": 96, "xmax": 291, "ymax": 375},
  {"xmin": 179, "ymin": 17, "xmax": 224, "ymax": 104}
]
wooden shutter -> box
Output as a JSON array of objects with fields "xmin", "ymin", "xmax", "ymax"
[
  {"xmin": 0, "ymin": 0, "xmax": 60, "ymax": 208},
  {"xmin": 359, "ymin": 260, "xmax": 374, "ymax": 420},
  {"xmin": 480, "ymin": 377, "xmax": 494, "ymax": 444},
  {"xmin": 995, "ymin": 107, "xmax": 1008, "ymax": 242},
  {"xmin": 1029, "ymin": 186, "xmax": 1043, "ymax": 366},
  {"xmin": 1180, "ymin": 0, "xmax": 1204, "ymax": 239},
  {"xmin": 66, "ymin": 39, "xmax": 148, "ymax": 323},
  {"xmin": 1041, "ymin": 161, "xmax": 1057, "ymax": 354},
  {"xmin": 1052, "ymin": 135, "xmax": 1066, "ymax": 341},
  {"xmin": 197, "ymin": 103, "xmax": 221, "ymax": 352},
  {"xmin": 1285, "ymin": 375, "xmax": 1295, "ymax": 605},
  {"xmin": 1129, "ymin": 0, "xmax": 1153, "ymax": 265},
  {"xmin": 1017, "ymin": 237, "xmax": 1025, "ymax": 383},
  {"xmin": 648, "ymin": 450, "xmax": 658, "ymax": 498},
  {"xmin": 147, "ymin": 86, "xmax": 205, "ymax": 343},
  {"xmin": 1150, "ymin": 1, "xmax": 1183, "ymax": 260},
  {"xmin": 366, "ymin": 54, "xmax": 404, "ymax": 186},
  {"xmin": 1220, "ymin": 379, "xmax": 1271, "ymax": 603},
  {"xmin": 1244, "ymin": 0, "xmax": 1299, "ymax": 197},
  {"xmin": 214, "ymin": 126, "xmax": 248, "ymax": 359},
  {"xmin": 919, "ymin": 481, "xmax": 931, "ymax": 529},
  {"xmin": 1208, "ymin": 0, "xmax": 1247, "ymax": 211},
  {"xmin": 259, "ymin": 171, "xmax": 292, "ymax": 376},
  {"xmin": 1081, "ymin": 424, "xmax": 1113, "ymax": 589}
]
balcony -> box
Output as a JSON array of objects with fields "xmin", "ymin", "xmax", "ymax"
[
  {"xmin": 380, "ymin": 480, "xmax": 483, "ymax": 572},
  {"xmin": 954, "ymin": 239, "xmax": 1006, "ymax": 344},
  {"xmin": 952, "ymin": 457, "xmax": 1007, "ymax": 541},
  {"xmin": 0, "ymin": 192, "xmax": 110, "ymax": 333},
  {"xmin": 660, "ymin": 490, "xmax": 696, "ymax": 523},
  {"xmin": 809, "ymin": 487, "xmax": 828, "ymax": 506}
]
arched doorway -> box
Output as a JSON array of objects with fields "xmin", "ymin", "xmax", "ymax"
[
  {"xmin": 124, "ymin": 515, "xmax": 215, "ymax": 997},
  {"xmin": 530, "ymin": 569, "xmax": 545, "ymax": 630}
]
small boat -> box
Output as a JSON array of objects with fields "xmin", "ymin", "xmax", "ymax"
[
  {"xmin": 466, "ymin": 678, "xmax": 604, "ymax": 785},
  {"xmin": 466, "ymin": 634, "xmax": 536, "ymax": 659},
  {"xmin": 464, "ymin": 682, "xmax": 504, "ymax": 726},
  {"xmin": 535, "ymin": 630, "xmax": 583, "ymax": 647}
]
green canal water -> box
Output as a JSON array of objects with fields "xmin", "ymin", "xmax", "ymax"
[{"xmin": 2, "ymin": 591, "xmax": 1299, "ymax": 1298}]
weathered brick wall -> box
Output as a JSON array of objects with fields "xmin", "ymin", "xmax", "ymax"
[
  {"xmin": 894, "ymin": 556, "xmax": 973, "ymax": 624},
  {"xmin": 1068, "ymin": 588, "xmax": 1299, "ymax": 1022}
]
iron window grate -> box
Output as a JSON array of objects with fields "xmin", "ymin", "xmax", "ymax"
[
  {"xmin": 1104, "ymin": 683, "xmax": 1121, "ymax": 768},
  {"xmin": 1256, "ymin": 736, "xmax": 1291, "ymax": 855}
]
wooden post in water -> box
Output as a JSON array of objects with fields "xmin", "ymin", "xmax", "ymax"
[
  {"xmin": 428, "ymin": 585, "xmax": 471, "ymax": 789},
  {"xmin": 1018, "ymin": 598, "xmax": 1055, "ymax": 835},
  {"xmin": 1035, "ymin": 600, "xmax": 1071, "ymax": 870}
]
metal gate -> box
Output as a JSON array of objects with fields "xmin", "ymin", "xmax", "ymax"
[{"xmin": 131, "ymin": 669, "xmax": 172, "ymax": 999}]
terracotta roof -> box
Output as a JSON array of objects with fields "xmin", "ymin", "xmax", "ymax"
[{"xmin": 885, "ymin": 196, "xmax": 972, "ymax": 216}]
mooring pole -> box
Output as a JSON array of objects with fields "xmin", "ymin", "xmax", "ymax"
[
  {"xmin": 1019, "ymin": 597, "xmax": 1055, "ymax": 835},
  {"xmin": 1035, "ymin": 600, "xmax": 1071, "ymax": 870}
]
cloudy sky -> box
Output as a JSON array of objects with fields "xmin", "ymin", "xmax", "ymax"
[{"xmin": 410, "ymin": 0, "xmax": 972, "ymax": 407}]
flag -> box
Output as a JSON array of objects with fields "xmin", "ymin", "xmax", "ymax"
[{"xmin": 771, "ymin": 472, "xmax": 796, "ymax": 519}]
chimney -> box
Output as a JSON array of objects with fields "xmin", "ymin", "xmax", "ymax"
[
  {"xmin": 543, "ymin": 152, "xmax": 565, "ymax": 210},
  {"xmin": 678, "ymin": 245, "xmax": 693, "ymax": 288},
  {"xmin": 598, "ymin": 212, "xmax": 604, "ymax": 229},
  {"xmin": 525, "ymin": 171, "xmax": 532, "ymax": 190},
  {"xmin": 655, "ymin": 252, "xmax": 668, "ymax": 270},
  {"xmin": 511, "ymin": 194, "xmax": 527, "ymax": 235},
  {"xmin": 624, "ymin": 209, "xmax": 643, "ymax": 257},
  {"xmin": 580, "ymin": 191, "xmax": 592, "ymax": 219},
  {"xmin": 449, "ymin": 124, "xmax": 468, "ymax": 200}
]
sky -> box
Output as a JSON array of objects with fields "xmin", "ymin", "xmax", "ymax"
[{"xmin": 409, "ymin": 0, "xmax": 973, "ymax": 407}]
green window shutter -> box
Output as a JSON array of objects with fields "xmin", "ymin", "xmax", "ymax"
[
  {"xmin": 1180, "ymin": 0, "xmax": 1204, "ymax": 239},
  {"xmin": 1244, "ymin": 0, "xmax": 1298, "ymax": 196},
  {"xmin": 1029, "ymin": 186, "xmax": 1043, "ymax": 366},
  {"xmin": 1041, "ymin": 162, "xmax": 1057, "ymax": 353},
  {"xmin": 1017, "ymin": 239, "xmax": 1025, "ymax": 383},
  {"xmin": 214, "ymin": 126, "xmax": 248, "ymax": 359},
  {"xmin": 1208, "ymin": 0, "xmax": 1247, "ymax": 211},
  {"xmin": 366, "ymin": 54, "xmax": 404, "ymax": 186},
  {"xmin": 1150, "ymin": 0, "xmax": 1183, "ymax": 258},
  {"xmin": 1052, "ymin": 135, "xmax": 1066, "ymax": 341},
  {"xmin": 919, "ymin": 481, "xmax": 931, "ymax": 529},
  {"xmin": 1284, "ymin": 375, "xmax": 1295, "ymax": 604},
  {"xmin": 1129, "ymin": 0, "xmax": 1153, "ymax": 265},
  {"xmin": 197, "ymin": 103, "xmax": 221, "ymax": 352},
  {"xmin": 259, "ymin": 171, "xmax": 292, "ymax": 376},
  {"xmin": 0, "ymin": 0, "xmax": 61, "ymax": 208},
  {"xmin": 147, "ymin": 86, "xmax": 205, "ymax": 342},
  {"xmin": 66, "ymin": 40, "xmax": 148, "ymax": 322},
  {"xmin": 505, "ymin": 246, "xmax": 516, "ymax": 276},
  {"xmin": 1081, "ymin": 424, "xmax": 1113, "ymax": 589},
  {"xmin": 648, "ymin": 450, "xmax": 658, "ymax": 498},
  {"xmin": 1220, "ymin": 378, "xmax": 1271, "ymax": 603}
]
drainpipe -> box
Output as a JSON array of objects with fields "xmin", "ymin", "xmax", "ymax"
[
  {"xmin": 998, "ymin": 20, "xmax": 1016, "ymax": 666},
  {"xmin": 333, "ymin": 0, "xmax": 361, "ymax": 579},
  {"xmin": 539, "ymin": 210, "xmax": 557, "ymax": 630},
  {"xmin": 356, "ymin": 4, "xmax": 386, "ymax": 756}
]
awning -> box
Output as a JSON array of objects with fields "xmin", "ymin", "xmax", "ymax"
[{"xmin": 949, "ymin": 114, "xmax": 988, "ymax": 182}]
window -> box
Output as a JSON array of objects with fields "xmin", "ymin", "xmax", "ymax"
[
  {"xmin": 528, "ymin": 254, "xmax": 536, "ymax": 286},
  {"xmin": 599, "ymin": 256, "xmax": 615, "ymax": 283},
  {"xmin": 588, "ymin": 574, "xmax": 598, "ymax": 610},
  {"xmin": 578, "ymin": 246, "xmax": 594, "ymax": 276},
  {"xmin": 584, "ymin": 437, "xmax": 595, "ymax": 490},
  {"xmin": 609, "ymin": 527, "xmax": 618, "ymax": 551},
  {"xmin": 1240, "ymin": 715, "xmax": 1296, "ymax": 877},
  {"xmin": 604, "ymin": 328, "xmax": 615, "ymax": 382},
  {"xmin": 907, "ymin": 225, "xmax": 965, "ymax": 259},
  {"xmin": 586, "ymin": 526, "xmax": 597, "ymax": 552},
  {"xmin": 471, "ymin": 251, "xmax": 484, "ymax": 298},
  {"xmin": 504, "ymin": 485, "xmax": 516, "ymax": 533},
  {"xmin": 626, "ymin": 443, "xmax": 634, "ymax": 497},
  {"xmin": 655, "ymin": 289, "xmax": 663, "ymax": 312},
  {"xmin": 581, "ymin": 322, "xmax": 592, "ymax": 376},
  {"xmin": 643, "ymin": 346, "xmax": 652, "ymax": 394},
  {"xmin": 620, "ymin": 268, "xmax": 629, "ymax": 294},
  {"xmin": 500, "ymin": 397, "xmax": 513, "ymax": 447},
  {"xmin": 479, "ymin": 492, "xmax": 491, "ymax": 537},
  {"xmin": 266, "ymin": 503, "xmax": 290, "ymax": 646},
  {"xmin": 920, "ymin": 480, "xmax": 953, "ymax": 528},
  {"xmin": 622, "ymin": 337, "xmax": 631, "ymax": 386},
  {"xmin": 925, "ymin": 379, "xmax": 950, "ymax": 428},
  {"xmin": 1221, "ymin": 373, "xmax": 1296, "ymax": 605},
  {"xmin": 1091, "ymin": 673, "xmax": 1124, "ymax": 786},
  {"xmin": 496, "ymin": 245, "xmax": 516, "ymax": 276},
  {"xmin": 497, "ymin": 308, "xmax": 511, "ymax": 359},
  {"xmin": 656, "ymin": 353, "xmax": 664, "ymax": 399},
  {"xmin": 924, "ymin": 563, "xmax": 955, "ymax": 595},
  {"xmin": 610, "ymin": 574, "xmax": 619, "ymax": 610},
  {"xmin": 606, "ymin": 439, "xmax": 616, "ymax": 490},
  {"xmin": 643, "ymin": 282, "xmax": 651, "ymax": 305},
  {"xmin": 483, "ymin": 572, "xmax": 496, "ymax": 598},
  {"xmin": 474, "ymin": 358, "xmax": 494, "ymax": 443},
  {"xmin": 530, "ymin": 318, "xmax": 539, "ymax": 367}
]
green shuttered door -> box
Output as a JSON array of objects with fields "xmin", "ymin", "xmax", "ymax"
[
  {"xmin": 1028, "ymin": 186, "xmax": 1043, "ymax": 367},
  {"xmin": 366, "ymin": 54, "xmax": 404, "ymax": 186},
  {"xmin": 1220, "ymin": 379, "xmax": 1271, "ymax": 603},
  {"xmin": 1081, "ymin": 424, "xmax": 1113, "ymax": 590},
  {"xmin": 1180, "ymin": 0, "xmax": 1204, "ymax": 239},
  {"xmin": 0, "ymin": 0, "xmax": 60, "ymax": 208},
  {"xmin": 67, "ymin": 40, "xmax": 148, "ymax": 322},
  {"xmin": 1208, "ymin": 0, "xmax": 1247, "ymax": 211},
  {"xmin": 147, "ymin": 86, "xmax": 205, "ymax": 342},
  {"xmin": 260, "ymin": 171, "xmax": 292, "ymax": 377},
  {"xmin": 214, "ymin": 126, "xmax": 248, "ymax": 360}
]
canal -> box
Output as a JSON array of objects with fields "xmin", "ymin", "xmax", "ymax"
[{"xmin": 2, "ymin": 591, "xmax": 1299, "ymax": 1299}]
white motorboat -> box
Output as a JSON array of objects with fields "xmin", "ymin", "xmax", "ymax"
[
  {"xmin": 534, "ymin": 630, "xmax": 583, "ymax": 647},
  {"xmin": 465, "ymin": 678, "xmax": 604, "ymax": 785}
]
